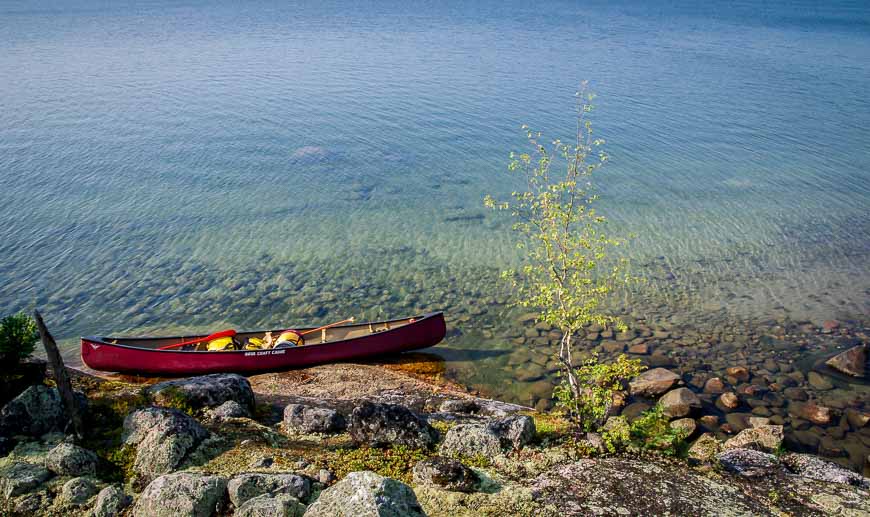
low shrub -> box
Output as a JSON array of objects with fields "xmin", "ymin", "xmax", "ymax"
[{"xmin": 0, "ymin": 312, "xmax": 37, "ymax": 368}]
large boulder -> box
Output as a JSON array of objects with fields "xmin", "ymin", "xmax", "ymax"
[
  {"xmin": 723, "ymin": 425, "xmax": 783, "ymax": 453},
  {"xmin": 629, "ymin": 368, "xmax": 681, "ymax": 397},
  {"xmin": 486, "ymin": 415, "xmax": 535, "ymax": 450},
  {"xmin": 825, "ymin": 344, "xmax": 866, "ymax": 377},
  {"xmin": 348, "ymin": 402, "xmax": 437, "ymax": 449},
  {"xmin": 92, "ymin": 485, "xmax": 132, "ymax": 517},
  {"xmin": 122, "ymin": 407, "xmax": 210, "ymax": 486},
  {"xmin": 0, "ymin": 385, "xmax": 66, "ymax": 437},
  {"xmin": 413, "ymin": 457, "xmax": 479, "ymax": 492},
  {"xmin": 0, "ymin": 461, "xmax": 51, "ymax": 499},
  {"xmin": 227, "ymin": 473, "xmax": 310, "ymax": 507},
  {"xmin": 781, "ymin": 453, "xmax": 869, "ymax": 488},
  {"xmin": 716, "ymin": 448, "xmax": 779, "ymax": 477},
  {"xmin": 283, "ymin": 404, "xmax": 346, "ymax": 434},
  {"xmin": 45, "ymin": 442, "xmax": 99, "ymax": 477},
  {"xmin": 132, "ymin": 472, "xmax": 228, "ymax": 517},
  {"xmin": 236, "ymin": 494, "xmax": 306, "ymax": 517},
  {"xmin": 148, "ymin": 374, "xmax": 255, "ymax": 412},
  {"xmin": 439, "ymin": 424, "xmax": 502, "ymax": 459},
  {"xmin": 303, "ymin": 471, "xmax": 425, "ymax": 517},
  {"xmin": 658, "ymin": 388, "xmax": 702, "ymax": 418}
]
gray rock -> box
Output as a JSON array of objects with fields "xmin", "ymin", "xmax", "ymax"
[
  {"xmin": 413, "ymin": 457, "xmax": 479, "ymax": 492},
  {"xmin": 0, "ymin": 385, "xmax": 66, "ymax": 437},
  {"xmin": 825, "ymin": 345, "xmax": 867, "ymax": 377},
  {"xmin": 209, "ymin": 400, "xmax": 250, "ymax": 420},
  {"xmin": 439, "ymin": 424, "xmax": 502, "ymax": 458},
  {"xmin": 92, "ymin": 485, "xmax": 132, "ymax": 517},
  {"xmin": 723, "ymin": 425, "xmax": 783, "ymax": 453},
  {"xmin": 303, "ymin": 471, "xmax": 424, "ymax": 517},
  {"xmin": 716, "ymin": 448, "xmax": 779, "ymax": 477},
  {"xmin": 438, "ymin": 399, "xmax": 480, "ymax": 414},
  {"xmin": 45, "ymin": 442, "xmax": 99, "ymax": 476},
  {"xmin": 235, "ymin": 494, "xmax": 306, "ymax": 517},
  {"xmin": 669, "ymin": 418, "xmax": 697, "ymax": 438},
  {"xmin": 658, "ymin": 388, "xmax": 702, "ymax": 418},
  {"xmin": 58, "ymin": 476, "xmax": 99, "ymax": 506},
  {"xmin": 781, "ymin": 453, "xmax": 869, "ymax": 488},
  {"xmin": 0, "ymin": 461, "xmax": 51, "ymax": 499},
  {"xmin": 227, "ymin": 473, "xmax": 311, "ymax": 507},
  {"xmin": 529, "ymin": 457, "xmax": 775, "ymax": 515},
  {"xmin": 348, "ymin": 402, "xmax": 437, "ymax": 449},
  {"xmin": 133, "ymin": 472, "xmax": 228, "ymax": 517},
  {"xmin": 486, "ymin": 415, "xmax": 535, "ymax": 450},
  {"xmin": 283, "ymin": 404, "xmax": 346, "ymax": 434},
  {"xmin": 148, "ymin": 373, "xmax": 255, "ymax": 411},
  {"xmin": 629, "ymin": 368, "xmax": 681, "ymax": 397},
  {"xmin": 122, "ymin": 407, "xmax": 210, "ymax": 486}
]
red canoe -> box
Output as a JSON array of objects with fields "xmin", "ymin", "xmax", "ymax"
[{"xmin": 81, "ymin": 312, "xmax": 446, "ymax": 376}]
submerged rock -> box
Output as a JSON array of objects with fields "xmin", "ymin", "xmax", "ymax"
[
  {"xmin": 629, "ymin": 368, "xmax": 681, "ymax": 397},
  {"xmin": 235, "ymin": 493, "xmax": 306, "ymax": 517},
  {"xmin": 807, "ymin": 371, "xmax": 834, "ymax": 390},
  {"xmin": 133, "ymin": 472, "xmax": 227, "ymax": 517},
  {"xmin": 825, "ymin": 345, "xmax": 867, "ymax": 377},
  {"xmin": 717, "ymin": 448, "xmax": 779, "ymax": 477},
  {"xmin": 227, "ymin": 472, "xmax": 310, "ymax": 507},
  {"xmin": 669, "ymin": 418, "xmax": 697, "ymax": 438},
  {"xmin": 45, "ymin": 442, "xmax": 99, "ymax": 477},
  {"xmin": 0, "ymin": 385, "xmax": 66, "ymax": 437},
  {"xmin": 348, "ymin": 402, "xmax": 437, "ymax": 449},
  {"xmin": 122, "ymin": 407, "xmax": 210, "ymax": 486},
  {"xmin": 703, "ymin": 377, "xmax": 726, "ymax": 394},
  {"xmin": 439, "ymin": 424, "xmax": 502, "ymax": 459},
  {"xmin": 788, "ymin": 401, "xmax": 833, "ymax": 425},
  {"xmin": 781, "ymin": 453, "xmax": 869, "ymax": 488},
  {"xmin": 723, "ymin": 425, "xmax": 783, "ymax": 453},
  {"xmin": 413, "ymin": 457, "xmax": 479, "ymax": 492},
  {"xmin": 659, "ymin": 388, "xmax": 701, "ymax": 418},
  {"xmin": 303, "ymin": 471, "xmax": 424, "ymax": 517},
  {"xmin": 283, "ymin": 404, "xmax": 346, "ymax": 434},
  {"xmin": 148, "ymin": 374, "xmax": 255, "ymax": 412},
  {"xmin": 717, "ymin": 392, "xmax": 740, "ymax": 411}
]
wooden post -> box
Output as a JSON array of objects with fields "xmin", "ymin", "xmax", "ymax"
[{"xmin": 33, "ymin": 310, "xmax": 84, "ymax": 441}]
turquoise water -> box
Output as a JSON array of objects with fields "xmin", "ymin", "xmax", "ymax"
[{"xmin": 2, "ymin": 0, "xmax": 869, "ymax": 398}]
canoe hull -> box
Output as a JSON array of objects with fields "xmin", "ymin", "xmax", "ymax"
[{"xmin": 81, "ymin": 312, "xmax": 446, "ymax": 376}]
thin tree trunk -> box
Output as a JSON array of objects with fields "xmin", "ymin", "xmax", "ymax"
[
  {"xmin": 33, "ymin": 310, "xmax": 84, "ymax": 441},
  {"xmin": 559, "ymin": 331, "xmax": 580, "ymax": 410}
]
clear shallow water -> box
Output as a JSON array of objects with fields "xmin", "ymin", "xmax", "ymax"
[{"xmin": 2, "ymin": 0, "xmax": 869, "ymax": 398}]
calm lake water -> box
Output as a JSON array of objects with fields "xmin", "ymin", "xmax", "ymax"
[{"xmin": 2, "ymin": 0, "xmax": 869, "ymax": 400}]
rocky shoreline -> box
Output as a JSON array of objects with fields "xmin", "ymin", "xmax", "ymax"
[{"xmin": 0, "ymin": 361, "xmax": 867, "ymax": 516}]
